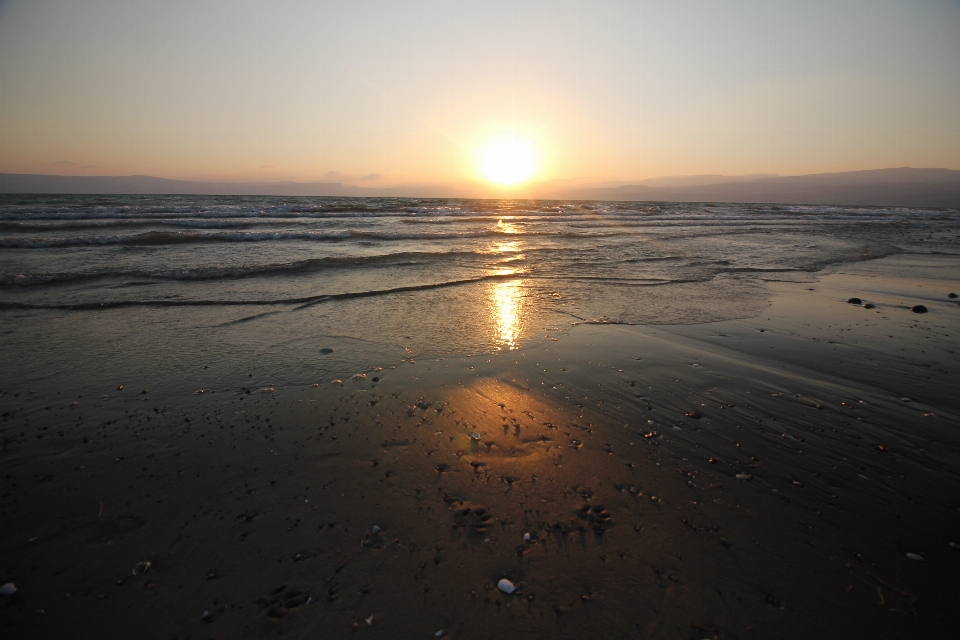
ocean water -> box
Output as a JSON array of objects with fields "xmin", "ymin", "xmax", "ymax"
[{"xmin": 1, "ymin": 194, "xmax": 958, "ymax": 391}]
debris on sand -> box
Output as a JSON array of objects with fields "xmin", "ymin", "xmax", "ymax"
[
  {"xmin": 906, "ymin": 553, "xmax": 924, "ymax": 561},
  {"xmin": 332, "ymin": 379, "xmax": 343, "ymax": 386},
  {"xmin": 352, "ymin": 373, "xmax": 367, "ymax": 381},
  {"xmin": 735, "ymin": 473, "xmax": 753, "ymax": 481}
]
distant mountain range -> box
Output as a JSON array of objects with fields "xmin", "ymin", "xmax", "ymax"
[
  {"xmin": 554, "ymin": 168, "xmax": 960, "ymax": 208},
  {"xmin": 1, "ymin": 167, "xmax": 959, "ymax": 207}
]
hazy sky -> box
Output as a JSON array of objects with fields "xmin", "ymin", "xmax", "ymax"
[{"xmin": 1, "ymin": 0, "xmax": 959, "ymax": 188}]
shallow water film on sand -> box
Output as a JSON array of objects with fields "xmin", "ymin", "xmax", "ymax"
[{"xmin": 2, "ymin": 195, "xmax": 959, "ymax": 638}]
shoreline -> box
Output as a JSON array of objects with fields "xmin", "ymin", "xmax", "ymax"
[{"xmin": 2, "ymin": 252, "xmax": 959, "ymax": 638}]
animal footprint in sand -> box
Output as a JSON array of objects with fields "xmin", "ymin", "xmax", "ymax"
[{"xmin": 257, "ymin": 585, "xmax": 311, "ymax": 619}]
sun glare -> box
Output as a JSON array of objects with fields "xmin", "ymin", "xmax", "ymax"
[{"xmin": 478, "ymin": 137, "xmax": 536, "ymax": 186}]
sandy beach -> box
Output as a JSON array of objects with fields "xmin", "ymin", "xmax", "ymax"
[{"xmin": 2, "ymin": 251, "xmax": 958, "ymax": 639}]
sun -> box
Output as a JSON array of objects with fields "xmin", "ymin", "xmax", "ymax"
[{"xmin": 478, "ymin": 136, "xmax": 536, "ymax": 186}]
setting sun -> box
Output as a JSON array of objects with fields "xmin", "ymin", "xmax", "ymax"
[{"xmin": 478, "ymin": 137, "xmax": 536, "ymax": 186}]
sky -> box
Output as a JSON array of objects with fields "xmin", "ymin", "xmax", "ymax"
[{"xmin": 1, "ymin": 0, "xmax": 959, "ymax": 192}]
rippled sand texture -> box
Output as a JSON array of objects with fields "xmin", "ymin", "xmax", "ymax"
[{"xmin": 2, "ymin": 251, "xmax": 959, "ymax": 638}]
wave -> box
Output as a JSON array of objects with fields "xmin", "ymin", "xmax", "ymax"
[
  {"xmin": 1, "ymin": 250, "xmax": 502, "ymax": 286},
  {"xmin": 0, "ymin": 218, "xmax": 318, "ymax": 232},
  {"xmin": 0, "ymin": 227, "xmax": 623, "ymax": 249},
  {"xmin": 0, "ymin": 273, "xmax": 522, "ymax": 311}
]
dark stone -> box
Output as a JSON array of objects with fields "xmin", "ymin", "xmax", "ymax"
[
  {"xmin": 949, "ymin": 293, "xmax": 958, "ymax": 299},
  {"xmin": 319, "ymin": 348, "xmax": 334, "ymax": 354},
  {"xmin": 847, "ymin": 297, "xmax": 862, "ymax": 304},
  {"xmin": 863, "ymin": 303, "xmax": 875, "ymax": 309},
  {"xmin": 911, "ymin": 305, "xmax": 928, "ymax": 314}
]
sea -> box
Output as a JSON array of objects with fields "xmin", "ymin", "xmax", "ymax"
[{"xmin": 1, "ymin": 194, "xmax": 958, "ymax": 393}]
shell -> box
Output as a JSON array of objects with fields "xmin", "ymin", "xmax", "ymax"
[{"xmin": 497, "ymin": 578, "xmax": 515, "ymax": 594}]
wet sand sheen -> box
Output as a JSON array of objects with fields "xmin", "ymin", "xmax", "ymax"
[{"xmin": 2, "ymin": 254, "xmax": 959, "ymax": 638}]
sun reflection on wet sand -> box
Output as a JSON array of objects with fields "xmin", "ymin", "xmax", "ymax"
[{"xmin": 492, "ymin": 278, "xmax": 524, "ymax": 350}]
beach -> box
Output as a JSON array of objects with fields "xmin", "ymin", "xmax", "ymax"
[{"xmin": 2, "ymin": 197, "xmax": 959, "ymax": 638}]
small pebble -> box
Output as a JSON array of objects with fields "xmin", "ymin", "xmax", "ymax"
[
  {"xmin": 371, "ymin": 525, "xmax": 381, "ymax": 535},
  {"xmin": 319, "ymin": 348, "xmax": 334, "ymax": 354},
  {"xmin": 332, "ymin": 379, "xmax": 343, "ymax": 386},
  {"xmin": 906, "ymin": 553, "xmax": 924, "ymax": 561},
  {"xmin": 497, "ymin": 579, "xmax": 516, "ymax": 594},
  {"xmin": 352, "ymin": 373, "xmax": 367, "ymax": 381},
  {"xmin": 436, "ymin": 631, "xmax": 445, "ymax": 638},
  {"xmin": 863, "ymin": 303, "xmax": 875, "ymax": 309},
  {"xmin": 847, "ymin": 297, "xmax": 862, "ymax": 305},
  {"xmin": 949, "ymin": 293, "xmax": 958, "ymax": 298},
  {"xmin": 0, "ymin": 583, "xmax": 16, "ymax": 596},
  {"xmin": 911, "ymin": 305, "xmax": 928, "ymax": 314},
  {"xmin": 471, "ymin": 432, "xmax": 481, "ymax": 440},
  {"xmin": 523, "ymin": 533, "xmax": 531, "ymax": 542}
]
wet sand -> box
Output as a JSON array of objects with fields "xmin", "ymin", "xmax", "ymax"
[{"xmin": 2, "ymin": 254, "xmax": 959, "ymax": 639}]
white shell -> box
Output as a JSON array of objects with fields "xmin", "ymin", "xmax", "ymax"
[
  {"xmin": 523, "ymin": 533, "xmax": 531, "ymax": 542},
  {"xmin": 471, "ymin": 432, "xmax": 481, "ymax": 440},
  {"xmin": 0, "ymin": 583, "xmax": 16, "ymax": 595},
  {"xmin": 497, "ymin": 578, "xmax": 515, "ymax": 594},
  {"xmin": 906, "ymin": 552, "xmax": 924, "ymax": 561},
  {"xmin": 735, "ymin": 473, "xmax": 753, "ymax": 481}
]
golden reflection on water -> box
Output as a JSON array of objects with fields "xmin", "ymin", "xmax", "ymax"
[{"xmin": 489, "ymin": 224, "xmax": 526, "ymax": 350}]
